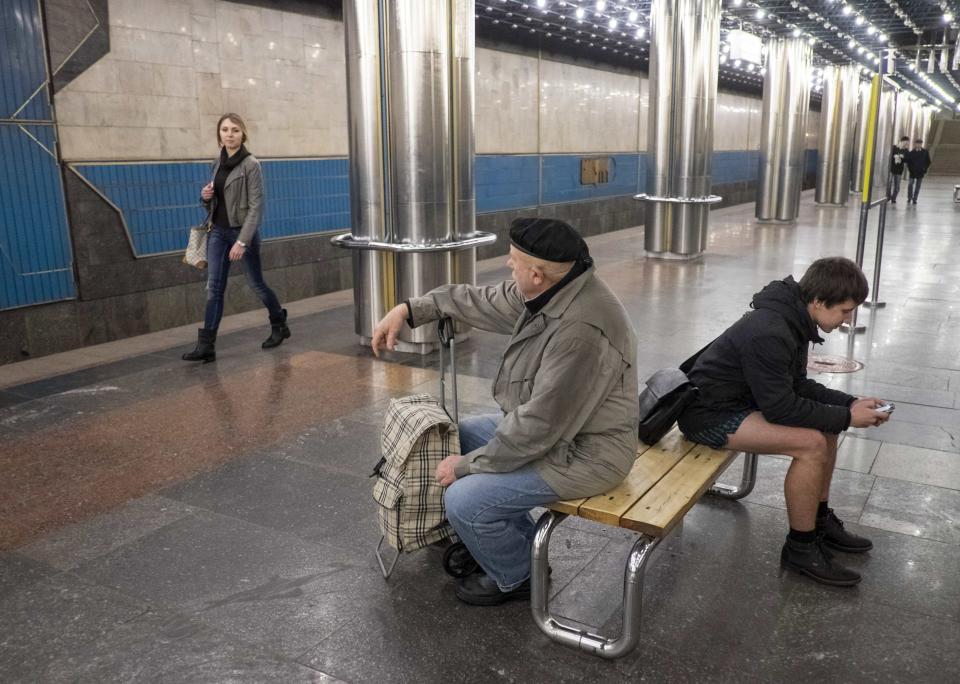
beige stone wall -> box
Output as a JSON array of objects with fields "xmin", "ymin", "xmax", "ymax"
[{"xmin": 55, "ymin": 0, "xmax": 347, "ymax": 161}]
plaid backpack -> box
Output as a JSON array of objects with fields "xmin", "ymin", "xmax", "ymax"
[{"xmin": 372, "ymin": 394, "xmax": 461, "ymax": 554}]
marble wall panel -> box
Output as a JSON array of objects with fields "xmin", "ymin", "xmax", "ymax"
[
  {"xmin": 111, "ymin": 0, "xmax": 192, "ymax": 35},
  {"xmin": 714, "ymin": 92, "xmax": 750, "ymax": 151},
  {"xmin": 57, "ymin": 0, "xmax": 346, "ymax": 161},
  {"xmin": 475, "ymin": 48, "xmax": 539, "ymax": 154},
  {"xmin": 110, "ymin": 26, "xmax": 194, "ymax": 67},
  {"xmin": 539, "ymin": 59, "xmax": 639, "ymax": 154},
  {"xmin": 807, "ymin": 110, "xmax": 821, "ymax": 149},
  {"xmin": 746, "ymin": 95, "xmax": 762, "ymax": 150},
  {"xmin": 637, "ymin": 76, "xmax": 649, "ymax": 152}
]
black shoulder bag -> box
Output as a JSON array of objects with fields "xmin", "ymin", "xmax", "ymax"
[{"xmin": 636, "ymin": 339, "xmax": 715, "ymax": 446}]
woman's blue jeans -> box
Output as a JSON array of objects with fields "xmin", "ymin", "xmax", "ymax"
[
  {"xmin": 446, "ymin": 413, "xmax": 558, "ymax": 591},
  {"xmin": 204, "ymin": 227, "xmax": 283, "ymax": 331}
]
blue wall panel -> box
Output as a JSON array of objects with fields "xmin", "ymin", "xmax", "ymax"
[
  {"xmin": 477, "ymin": 150, "xmax": 758, "ymax": 214},
  {"xmin": 69, "ymin": 150, "xmax": 771, "ymax": 264},
  {"xmin": 0, "ymin": 0, "xmax": 76, "ymax": 310},
  {"xmin": 541, "ymin": 153, "xmax": 640, "ymax": 205},
  {"xmin": 475, "ymin": 155, "xmax": 540, "ymax": 212},
  {"xmin": 75, "ymin": 158, "xmax": 351, "ymax": 257}
]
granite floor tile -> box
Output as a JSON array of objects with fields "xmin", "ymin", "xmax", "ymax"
[
  {"xmin": 835, "ymin": 435, "xmax": 881, "ymax": 473},
  {"xmin": 859, "ymin": 477, "xmax": 960, "ymax": 544},
  {"xmin": 758, "ymin": 588, "xmax": 960, "ymax": 682},
  {"xmin": 21, "ymin": 495, "xmax": 197, "ymax": 571},
  {"xmin": 825, "ymin": 525, "xmax": 960, "ymax": 622},
  {"xmin": 297, "ymin": 570, "xmax": 626, "ymax": 684},
  {"xmin": 848, "ymin": 416, "xmax": 960, "ymax": 455},
  {"xmin": 0, "ymin": 572, "xmax": 148, "ymax": 682},
  {"xmin": 0, "ymin": 551, "xmax": 56, "ymax": 600},
  {"xmin": 72, "ymin": 510, "xmax": 394, "ymax": 658},
  {"xmin": 23, "ymin": 609, "xmax": 338, "ymax": 684},
  {"xmin": 160, "ymin": 455, "xmax": 380, "ymax": 547},
  {"xmin": 871, "ymin": 442, "xmax": 960, "ymax": 490}
]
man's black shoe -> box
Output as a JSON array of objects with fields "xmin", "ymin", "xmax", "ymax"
[
  {"xmin": 780, "ymin": 535, "xmax": 861, "ymax": 587},
  {"xmin": 454, "ymin": 573, "xmax": 530, "ymax": 606},
  {"xmin": 817, "ymin": 508, "xmax": 873, "ymax": 553}
]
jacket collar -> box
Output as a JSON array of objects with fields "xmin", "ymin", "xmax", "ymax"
[
  {"xmin": 507, "ymin": 266, "xmax": 595, "ymax": 348},
  {"xmin": 538, "ymin": 265, "xmax": 595, "ymax": 320}
]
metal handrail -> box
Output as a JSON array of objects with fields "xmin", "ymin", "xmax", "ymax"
[{"xmin": 331, "ymin": 232, "xmax": 497, "ymax": 252}]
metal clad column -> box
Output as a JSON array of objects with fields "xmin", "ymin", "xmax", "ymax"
[
  {"xmin": 343, "ymin": 0, "xmax": 391, "ymax": 338},
  {"xmin": 450, "ymin": 0, "xmax": 477, "ymax": 293},
  {"xmin": 642, "ymin": 0, "xmax": 721, "ymax": 258},
  {"xmin": 756, "ymin": 38, "xmax": 811, "ymax": 222},
  {"xmin": 337, "ymin": 0, "xmax": 494, "ymax": 348},
  {"xmin": 816, "ymin": 64, "xmax": 860, "ymax": 205},
  {"xmin": 389, "ymin": 0, "xmax": 454, "ymax": 345},
  {"xmin": 851, "ymin": 81, "xmax": 873, "ymax": 193}
]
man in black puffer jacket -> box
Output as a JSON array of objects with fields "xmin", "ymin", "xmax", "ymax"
[{"xmin": 679, "ymin": 257, "xmax": 891, "ymax": 587}]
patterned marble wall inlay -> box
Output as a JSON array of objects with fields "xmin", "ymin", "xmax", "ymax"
[{"xmin": 48, "ymin": 0, "xmax": 110, "ymax": 93}]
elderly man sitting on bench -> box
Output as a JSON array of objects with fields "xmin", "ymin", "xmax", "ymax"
[{"xmin": 372, "ymin": 218, "xmax": 639, "ymax": 606}]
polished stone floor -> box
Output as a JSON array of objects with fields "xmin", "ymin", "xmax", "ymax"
[{"xmin": 2, "ymin": 180, "xmax": 959, "ymax": 682}]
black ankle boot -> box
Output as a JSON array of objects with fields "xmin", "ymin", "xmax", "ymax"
[
  {"xmin": 182, "ymin": 328, "xmax": 216, "ymax": 363},
  {"xmin": 780, "ymin": 535, "xmax": 861, "ymax": 587},
  {"xmin": 262, "ymin": 308, "xmax": 290, "ymax": 349},
  {"xmin": 817, "ymin": 508, "xmax": 873, "ymax": 553}
]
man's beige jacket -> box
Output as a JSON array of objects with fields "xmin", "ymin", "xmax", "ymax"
[{"xmin": 409, "ymin": 267, "xmax": 639, "ymax": 500}]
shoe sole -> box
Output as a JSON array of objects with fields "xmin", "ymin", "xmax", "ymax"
[
  {"xmin": 453, "ymin": 588, "xmax": 530, "ymax": 607},
  {"xmin": 781, "ymin": 560, "xmax": 861, "ymax": 587},
  {"xmin": 822, "ymin": 539, "xmax": 873, "ymax": 554}
]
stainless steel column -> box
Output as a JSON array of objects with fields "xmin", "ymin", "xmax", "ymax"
[
  {"xmin": 343, "ymin": 0, "xmax": 390, "ymax": 339},
  {"xmin": 637, "ymin": 0, "xmax": 722, "ymax": 258},
  {"xmin": 815, "ymin": 64, "xmax": 860, "ymax": 205},
  {"xmin": 336, "ymin": 0, "xmax": 494, "ymax": 350},
  {"xmin": 756, "ymin": 38, "xmax": 811, "ymax": 222},
  {"xmin": 850, "ymin": 81, "xmax": 872, "ymax": 193},
  {"xmin": 919, "ymin": 106, "xmax": 933, "ymax": 145}
]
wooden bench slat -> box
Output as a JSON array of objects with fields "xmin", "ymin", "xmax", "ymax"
[
  {"xmin": 576, "ymin": 429, "xmax": 698, "ymax": 527},
  {"xmin": 619, "ymin": 444, "xmax": 737, "ymax": 537}
]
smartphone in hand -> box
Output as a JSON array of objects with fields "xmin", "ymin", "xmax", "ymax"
[{"xmin": 875, "ymin": 403, "xmax": 895, "ymax": 413}]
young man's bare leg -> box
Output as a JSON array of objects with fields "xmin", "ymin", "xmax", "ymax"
[
  {"xmin": 814, "ymin": 432, "xmax": 873, "ymax": 554},
  {"xmin": 724, "ymin": 412, "xmax": 861, "ymax": 586}
]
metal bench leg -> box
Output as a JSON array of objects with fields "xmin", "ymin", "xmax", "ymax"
[
  {"xmin": 531, "ymin": 510, "xmax": 659, "ymax": 659},
  {"xmin": 709, "ymin": 452, "xmax": 758, "ymax": 500}
]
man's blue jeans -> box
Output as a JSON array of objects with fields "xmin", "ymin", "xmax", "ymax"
[
  {"xmin": 204, "ymin": 226, "xmax": 283, "ymax": 331},
  {"xmin": 446, "ymin": 413, "xmax": 559, "ymax": 591}
]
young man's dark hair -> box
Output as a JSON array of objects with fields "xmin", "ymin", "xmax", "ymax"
[
  {"xmin": 900, "ymin": 136, "xmax": 910, "ymax": 142},
  {"xmin": 798, "ymin": 256, "xmax": 869, "ymax": 307}
]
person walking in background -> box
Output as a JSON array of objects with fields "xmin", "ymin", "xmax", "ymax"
[
  {"xmin": 904, "ymin": 138, "xmax": 932, "ymax": 205},
  {"xmin": 182, "ymin": 113, "xmax": 290, "ymax": 363},
  {"xmin": 888, "ymin": 136, "xmax": 909, "ymax": 204}
]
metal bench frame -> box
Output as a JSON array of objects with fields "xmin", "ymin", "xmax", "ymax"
[{"xmin": 530, "ymin": 451, "xmax": 758, "ymax": 659}]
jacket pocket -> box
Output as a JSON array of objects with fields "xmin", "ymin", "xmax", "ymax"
[{"xmin": 508, "ymin": 377, "xmax": 535, "ymax": 405}]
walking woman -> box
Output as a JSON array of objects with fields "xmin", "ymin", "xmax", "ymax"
[{"xmin": 183, "ymin": 113, "xmax": 290, "ymax": 362}]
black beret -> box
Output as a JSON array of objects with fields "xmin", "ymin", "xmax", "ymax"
[{"xmin": 509, "ymin": 218, "xmax": 590, "ymax": 263}]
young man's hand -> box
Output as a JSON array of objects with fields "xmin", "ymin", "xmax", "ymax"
[
  {"xmin": 850, "ymin": 398, "xmax": 891, "ymax": 428},
  {"xmin": 435, "ymin": 454, "xmax": 464, "ymax": 487},
  {"xmin": 371, "ymin": 303, "xmax": 409, "ymax": 357}
]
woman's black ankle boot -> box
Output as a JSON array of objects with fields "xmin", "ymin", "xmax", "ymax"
[
  {"xmin": 262, "ymin": 309, "xmax": 290, "ymax": 349},
  {"xmin": 182, "ymin": 328, "xmax": 217, "ymax": 362}
]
